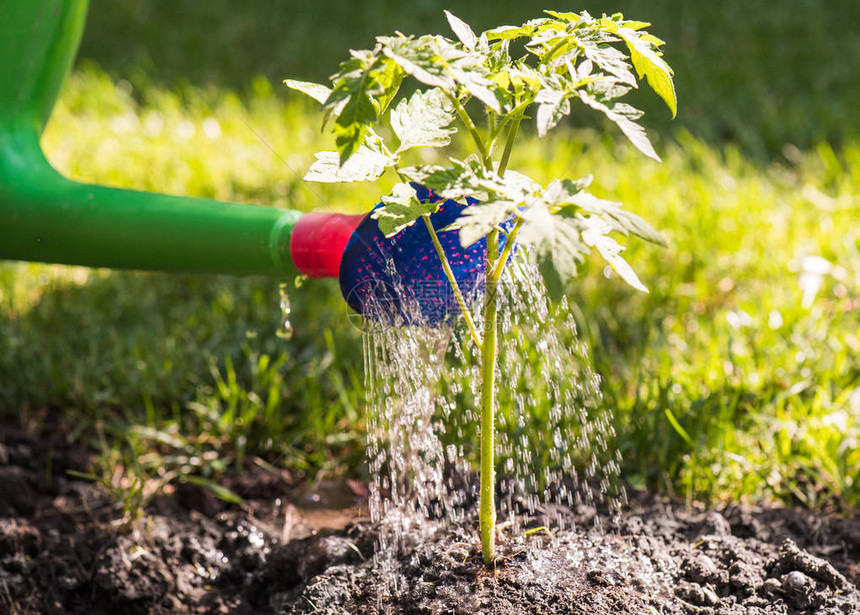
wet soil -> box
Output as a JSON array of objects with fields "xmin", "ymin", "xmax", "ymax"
[{"xmin": 1, "ymin": 424, "xmax": 859, "ymax": 614}]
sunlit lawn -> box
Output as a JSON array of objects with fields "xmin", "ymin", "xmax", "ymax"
[{"xmin": 1, "ymin": 1, "xmax": 858, "ymax": 515}]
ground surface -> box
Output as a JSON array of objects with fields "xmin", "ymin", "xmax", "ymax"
[{"xmin": 1, "ymin": 425, "xmax": 858, "ymax": 615}]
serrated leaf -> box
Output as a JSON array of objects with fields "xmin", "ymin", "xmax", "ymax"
[
  {"xmin": 625, "ymin": 20, "xmax": 652, "ymax": 31},
  {"xmin": 442, "ymin": 200, "xmax": 519, "ymax": 247},
  {"xmin": 325, "ymin": 50, "xmax": 404, "ymax": 164},
  {"xmin": 391, "ymin": 88, "xmax": 456, "ymax": 153},
  {"xmin": 484, "ymin": 24, "xmax": 536, "ymax": 41},
  {"xmin": 380, "ymin": 35, "xmax": 502, "ymax": 113},
  {"xmin": 448, "ymin": 65, "xmax": 502, "ymax": 114},
  {"xmin": 371, "ymin": 182, "xmax": 439, "ymax": 237},
  {"xmin": 444, "ymin": 10, "xmax": 477, "ymax": 50},
  {"xmin": 543, "ymin": 10, "xmax": 585, "ymax": 24},
  {"xmin": 579, "ymin": 44, "xmax": 637, "ymax": 88},
  {"xmin": 581, "ymin": 215, "xmax": 648, "ymax": 292},
  {"xmin": 542, "ymin": 176, "xmax": 593, "ymax": 208},
  {"xmin": 483, "ymin": 39, "xmax": 513, "ymax": 101},
  {"xmin": 571, "ymin": 192, "xmax": 666, "ymax": 246},
  {"xmin": 519, "ymin": 205, "xmax": 589, "ymax": 301},
  {"xmin": 379, "ymin": 35, "xmax": 456, "ymax": 90},
  {"xmin": 541, "ymin": 176, "xmax": 664, "ymax": 246},
  {"xmin": 509, "ymin": 63, "xmax": 542, "ymax": 96},
  {"xmin": 639, "ymin": 33, "xmax": 666, "ymax": 46},
  {"xmin": 579, "ymin": 92, "xmax": 660, "ymax": 162},
  {"xmin": 333, "ymin": 96, "xmax": 373, "ymax": 164},
  {"xmin": 283, "ymin": 79, "xmax": 332, "ymax": 104},
  {"xmin": 304, "ymin": 140, "xmax": 395, "ymax": 183},
  {"xmin": 616, "ymin": 27, "xmax": 676, "ymax": 118},
  {"xmin": 401, "ymin": 158, "xmax": 539, "ymax": 207},
  {"xmin": 400, "ymin": 157, "xmax": 486, "ymax": 200},
  {"xmin": 374, "ymin": 58, "xmax": 406, "ymax": 115},
  {"xmin": 492, "ymin": 169, "xmax": 542, "ymax": 202},
  {"xmin": 534, "ymin": 88, "xmax": 572, "ymax": 137}
]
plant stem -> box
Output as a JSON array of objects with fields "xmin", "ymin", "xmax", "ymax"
[
  {"xmin": 490, "ymin": 218, "xmax": 524, "ymax": 283},
  {"xmin": 480, "ymin": 229, "xmax": 499, "ymax": 565},
  {"xmin": 421, "ymin": 214, "xmax": 483, "ymax": 349},
  {"xmin": 448, "ymin": 93, "xmax": 491, "ymax": 171},
  {"xmin": 490, "ymin": 99, "xmax": 531, "ymax": 143},
  {"xmin": 498, "ymin": 116, "xmax": 521, "ymax": 176}
]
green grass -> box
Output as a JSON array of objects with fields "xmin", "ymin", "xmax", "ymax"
[
  {"xmin": 78, "ymin": 0, "xmax": 860, "ymax": 157},
  {"xmin": 1, "ymin": 2, "xmax": 859, "ymax": 515}
]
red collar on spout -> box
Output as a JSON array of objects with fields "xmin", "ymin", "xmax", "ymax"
[{"xmin": 289, "ymin": 211, "xmax": 364, "ymax": 279}]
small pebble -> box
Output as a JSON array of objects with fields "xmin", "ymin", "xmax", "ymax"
[{"xmin": 784, "ymin": 570, "xmax": 811, "ymax": 592}]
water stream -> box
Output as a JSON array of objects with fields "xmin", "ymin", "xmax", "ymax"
[{"xmin": 362, "ymin": 252, "xmax": 627, "ymax": 570}]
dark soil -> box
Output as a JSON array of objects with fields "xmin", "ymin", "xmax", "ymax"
[{"xmin": 1, "ymin": 425, "xmax": 859, "ymax": 614}]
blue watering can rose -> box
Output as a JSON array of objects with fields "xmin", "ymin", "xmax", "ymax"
[{"xmin": 339, "ymin": 184, "xmax": 514, "ymax": 325}]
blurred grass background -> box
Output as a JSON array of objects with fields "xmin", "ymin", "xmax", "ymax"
[{"xmin": 1, "ymin": 0, "xmax": 858, "ymax": 514}]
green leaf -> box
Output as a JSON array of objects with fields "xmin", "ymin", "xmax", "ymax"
[
  {"xmin": 447, "ymin": 65, "xmax": 503, "ymax": 115},
  {"xmin": 441, "ymin": 199, "xmax": 519, "ymax": 247},
  {"xmin": 370, "ymin": 55, "xmax": 406, "ymax": 116},
  {"xmin": 324, "ymin": 49, "xmax": 404, "ymax": 164},
  {"xmin": 571, "ymin": 191, "xmax": 667, "ymax": 246},
  {"xmin": 402, "ymin": 158, "xmax": 540, "ymax": 206},
  {"xmin": 489, "ymin": 169, "xmax": 542, "ymax": 202},
  {"xmin": 534, "ymin": 88, "xmax": 572, "ymax": 138},
  {"xmin": 66, "ymin": 469, "xmax": 99, "ymax": 481},
  {"xmin": 541, "ymin": 178, "xmax": 665, "ymax": 246},
  {"xmin": 283, "ymin": 79, "xmax": 332, "ymax": 104},
  {"xmin": 541, "ymin": 176, "xmax": 594, "ymax": 208},
  {"xmin": 379, "ymin": 35, "xmax": 503, "ymax": 113},
  {"xmin": 579, "ymin": 90, "xmax": 660, "ymax": 162},
  {"xmin": 483, "ymin": 24, "xmax": 536, "ymax": 41},
  {"xmin": 444, "ymin": 10, "xmax": 477, "ymax": 50},
  {"xmin": 379, "ymin": 35, "xmax": 456, "ymax": 90},
  {"xmin": 508, "ymin": 63, "xmax": 542, "ymax": 97},
  {"xmin": 304, "ymin": 132, "xmax": 396, "ymax": 182},
  {"xmin": 543, "ymin": 10, "xmax": 586, "ymax": 25},
  {"xmin": 400, "ymin": 157, "xmax": 486, "ymax": 200},
  {"xmin": 580, "ymin": 215, "xmax": 648, "ymax": 292},
  {"xmin": 332, "ymin": 95, "xmax": 373, "ymax": 164},
  {"xmin": 371, "ymin": 182, "xmax": 439, "ymax": 236},
  {"xmin": 519, "ymin": 205, "xmax": 589, "ymax": 301},
  {"xmin": 482, "ymin": 39, "xmax": 515, "ymax": 105},
  {"xmin": 623, "ymin": 21, "xmax": 653, "ymax": 32},
  {"xmin": 579, "ymin": 43, "xmax": 637, "ymax": 88},
  {"xmin": 390, "ymin": 88, "xmax": 456, "ymax": 153},
  {"xmin": 615, "ymin": 27, "xmax": 677, "ymax": 118}
]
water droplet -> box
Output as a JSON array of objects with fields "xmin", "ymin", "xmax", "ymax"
[{"xmin": 277, "ymin": 282, "xmax": 293, "ymax": 340}]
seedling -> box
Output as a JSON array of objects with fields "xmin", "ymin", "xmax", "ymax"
[{"xmin": 287, "ymin": 9, "xmax": 675, "ymax": 565}]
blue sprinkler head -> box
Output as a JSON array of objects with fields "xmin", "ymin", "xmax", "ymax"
[{"xmin": 339, "ymin": 184, "xmax": 511, "ymax": 325}]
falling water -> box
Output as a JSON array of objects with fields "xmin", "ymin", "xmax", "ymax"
[
  {"xmin": 362, "ymin": 251, "xmax": 627, "ymax": 571},
  {"xmin": 276, "ymin": 282, "xmax": 293, "ymax": 341}
]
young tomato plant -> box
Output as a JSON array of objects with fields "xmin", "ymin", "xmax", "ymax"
[{"xmin": 287, "ymin": 9, "xmax": 675, "ymax": 565}]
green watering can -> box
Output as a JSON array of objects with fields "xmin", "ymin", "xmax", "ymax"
[{"xmin": 0, "ymin": 0, "xmax": 363, "ymax": 280}]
